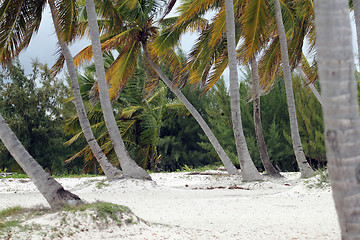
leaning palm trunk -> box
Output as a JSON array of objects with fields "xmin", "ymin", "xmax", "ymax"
[
  {"xmin": 0, "ymin": 113, "xmax": 83, "ymax": 209},
  {"xmin": 315, "ymin": 0, "xmax": 360, "ymax": 237},
  {"xmin": 250, "ymin": 58, "xmax": 281, "ymax": 177},
  {"xmin": 223, "ymin": 0, "xmax": 261, "ymax": 181},
  {"xmin": 143, "ymin": 46, "xmax": 238, "ymax": 175},
  {"xmin": 273, "ymin": 0, "xmax": 314, "ymax": 178},
  {"xmin": 84, "ymin": 0, "xmax": 150, "ymax": 180},
  {"xmin": 296, "ymin": 67, "xmax": 323, "ymax": 105},
  {"xmin": 48, "ymin": 1, "xmax": 123, "ymax": 180},
  {"xmin": 353, "ymin": 0, "xmax": 360, "ymax": 66}
]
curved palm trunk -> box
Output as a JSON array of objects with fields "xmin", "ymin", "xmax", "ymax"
[
  {"xmin": 315, "ymin": 0, "xmax": 360, "ymax": 237},
  {"xmin": 143, "ymin": 46, "xmax": 238, "ymax": 175},
  {"xmin": 250, "ymin": 58, "xmax": 282, "ymax": 177},
  {"xmin": 48, "ymin": 1, "xmax": 123, "ymax": 180},
  {"xmin": 224, "ymin": 0, "xmax": 261, "ymax": 181},
  {"xmin": 84, "ymin": 0, "xmax": 150, "ymax": 180},
  {"xmin": 0, "ymin": 113, "xmax": 83, "ymax": 209},
  {"xmin": 273, "ymin": 0, "xmax": 314, "ymax": 178},
  {"xmin": 353, "ymin": 0, "xmax": 360, "ymax": 66}
]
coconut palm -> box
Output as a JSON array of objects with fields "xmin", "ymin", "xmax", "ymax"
[
  {"xmin": 75, "ymin": 0, "xmax": 238, "ymax": 174},
  {"xmin": 48, "ymin": 0, "xmax": 123, "ymax": 180},
  {"xmin": 250, "ymin": 58, "xmax": 281, "ymax": 177},
  {"xmin": 0, "ymin": 0, "xmax": 86, "ymax": 208},
  {"xmin": 315, "ymin": 0, "xmax": 360, "ymax": 237},
  {"xmin": 273, "ymin": 0, "xmax": 314, "ymax": 178},
  {"xmin": 0, "ymin": 110, "xmax": 83, "ymax": 209},
  {"xmin": 0, "ymin": 0, "xmax": 123, "ymax": 180},
  {"xmin": 223, "ymin": 0, "xmax": 262, "ymax": 180},
  {"xmin": 155, "ymin": 0, "xmax": 279, "ymax": 178},
  {"xmin": 84, "ymin": 0, "xmax": 151, "ymax": 179}
]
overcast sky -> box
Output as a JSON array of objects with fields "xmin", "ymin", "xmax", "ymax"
[
  {"xmin": 18, "ymin": 5, "xmax": 198, "ymax": 76},
  {"xmin": 18, "ymin": 6, "xmax": 358, "ymax": 83}
]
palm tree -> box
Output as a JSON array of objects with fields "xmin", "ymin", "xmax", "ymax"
[
  {"xmin": 83, "ymin": 0, "xmax": 152, "ymax": 179},
  {"xmin": 0, "ymin": 112, "xmax": 82, "ymax": 209},
  {"xmin": 315, "ymin": 0, "xmax": 360, "ymax": 237},
  {"xmin": 273, "ymin": 0, "xmax": 314, "ymax": 178},
  {"xmin": 251, "ymin": 58, "xmax": 282, "ymax": 177},
  {"xmin": 76, "ymin": 0, "xmax": 238, "ymax": 174},
  {"xmin": 223, "ymin": 0, "xmax": 262, "ymax": 180},
  {"xmin": 0, "ymin": 0, "xmax": 123, "ymax": 180},
  {"xmin": 143, "ymin": 47, "xmax": 239, "ymax": 174},
  {"xmin": 48, "ymin": 0, "xmax": 123, "ymax": 180},
  {"xmin": 156, "ymin": 0, "xmax": 278, "ymax": 178}
]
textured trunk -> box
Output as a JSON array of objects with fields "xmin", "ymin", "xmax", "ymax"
[
  {"xmin": 251, "ymin": 58, "xmax": 282, "ymax": 177},
  {"xmin": 223, "ymin": 0, "xmax": 261, "ymax": 181},
  {"xmin": 354, "ymin": 0, "xmax": 360, "ymax": 66},
  {"xmin": 315, "ymin": 0, "xmax": 360, "ymax": 237},
  {"xmin": 48, "ymin": 1, "xmax": 123, "ymax": 180},
  {"xmin": 143, "ymin": 46, "xmax": 238, "ymax": 175},
  {"xmin": 296, "ymin": 67, "xmax": 323, "ymax": 105},
  {"xmin": 84, "ymin": 0, "xmax": 150, "ymax": 180},
  {"xmin": 273, "ymin": 0, "xmax": 314, "ymax": 178},
  {"xmin": 0, "ymin": 113, "xmax": 83, "ymax": 209}
]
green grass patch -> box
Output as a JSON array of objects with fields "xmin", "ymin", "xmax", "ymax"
[
  {"xmin": 96, "ymin": 180, "xmax": 110, "ymax": 189},
  {"xmin": 305, "ymin": 168, "xmax": 330, "ymax": 189},
  {"xmin": 0, "ymin": 206, "xmax": 24, "ymax": 219},
  {"xmin": 62, "ymin": 202, "xmax": 132, "ymax": 226},
  {"xmin": 1, "ymin": 173, "xmax": 28, "ymax": 178}
]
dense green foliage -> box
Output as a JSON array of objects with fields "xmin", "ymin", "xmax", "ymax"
[
  {"xmin": 0, "ymin": 60, "xmax": 85, "ymax": 174},
  {"xmin": 0, "ymin": 58, "xmax": 326, "ymax": 175},
  {"xmin": 197, "ymin": 76, "xmax": 325, "ymax": 172}
]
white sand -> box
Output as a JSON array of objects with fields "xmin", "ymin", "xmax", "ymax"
[{"xmin": 0, "ymin": 171, "xmax": 341, "ymax": 239}]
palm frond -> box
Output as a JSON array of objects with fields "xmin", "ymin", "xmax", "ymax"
[
  {"xmin": 55, "ymin": 0, "xmax": 77, "ymax": 43},
  {"xmin": 0, "ymin": 0, "xmax": 46, "ymax": 64},
  {"xmin": 107, "ymin": 41, "xmax": 140, "ymax": 101},
  {"xmin": 209, "ymin": 7, "xmax": 226, "ymax": 47},
  {"xmin": 240, "ymin": 0, "xmax": 269, "ymax": 62},
  {"xmin": 258, "ymin": 37, "xmax": 281, "ymax": 92}
]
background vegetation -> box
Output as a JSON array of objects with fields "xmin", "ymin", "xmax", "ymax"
[{"xmin": 0, "ymin": 57, "xmax": 327, "ymax": 175}]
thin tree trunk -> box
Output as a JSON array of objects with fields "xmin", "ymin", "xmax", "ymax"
[
  {"xmin": 353, "ymin": 0, "xmax": 360, "ymax": 67},
  {"xmin": 84, "ymin": 0, "xmax": 150, "ymax": 180},
  {"xmin": 223, "ymin": 0, "xmax": 261, "ymax": 181},
  {"xmin": 296, "ymin": 67, "xmax": 323, "ymax": 105},
  {"xmin": 315, "ymin": 0, "xmax": 360, "ymax": 237},
  {"xmin": 143, "ymin": 46, "xmax": 238, "ymax": 175},
  {"xmin": 250, "ymin": 58, "xmax": 282, "ymax": 177},
  {"xmin": 273, "ymin": 0, "xmax": 314, "ymax": 178},
  {"xmin": 48, "ymin": 1, "xmax": 123, "ymax": 180},
  {"xmin": 0, "ymin": 113, "xmax": 83, "ymax": 209}
]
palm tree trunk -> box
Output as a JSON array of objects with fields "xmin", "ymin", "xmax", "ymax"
[
  {"xmin": 143, "ymin": 46, "xmax": 238, "ymax": 175},
  {"xmin": 315, "ymin": 0, "xmax": 360, "ymax": 237},
  {"xmin": 353, "ymin": 0, "xmax": 360, "ymax": 67},
  {"xmin": 48, "ymin": 1, "xmax": 123, "ymax": 180},
  {"xmin": 0, "ymin": 113, "xmax": 83, "ymax": 209},
  {"xmin": 84, "ymin": 0, "xmax": 150, "ymax": 180},
  {"xmin": 223, "ymin": 0, "xmax": 261, "ymax": 181},
  {"xmin": 273, "ymin": 0, "xmax": 314, "ymax": 178},
  {"xmin": 250, "ymin": 58, "xmax": 282, "ymax": 177},
  {"xmin": 296, "ymin": 67, "xmax": 322, "ymax": 105},
  {"xmin": 296, "ymin": 67, "xmax": 323, "ymax": 105}
]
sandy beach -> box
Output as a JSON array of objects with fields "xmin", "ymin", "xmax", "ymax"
[{"xmin": 0, "ymin": 171, "xmax": 340, "ymax": 239}]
